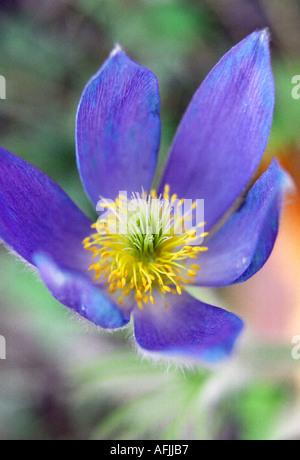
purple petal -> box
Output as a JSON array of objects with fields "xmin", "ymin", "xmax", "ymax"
[
  {"xmin": 194, "ymin": 160, "xmax": 289, "ymax": 287},
  {"xmin": 158, "ymin": 30, "xmax": 275, "ymax": 231},
  {"xmin": 0, "ymin": 147, "xmax": 92, "ymax": 271},
  {"xmin": 34, "ymin": 253, "xmax": 130, "ymax": 329},
  {"xmin": 76, "ymin": 46, "xmax": 161, "ymax": 205},
  {"xmin": 133, "ymin": 291, "xmax": 243, "ymax": 362}
]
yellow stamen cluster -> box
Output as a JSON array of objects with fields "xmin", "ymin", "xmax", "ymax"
[{"xmin": 83, "ymin": 186, "xmax": 208, "ymax": 309}]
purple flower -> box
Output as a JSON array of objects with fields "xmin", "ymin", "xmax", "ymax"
[{"xmin": 0, "ymin": 31, "xmax": 289, "ymax": 363}]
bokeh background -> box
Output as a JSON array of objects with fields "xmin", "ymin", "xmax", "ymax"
[{"xmin": 0, "ymin": 0, "xmax": 300, "ymax": 440}]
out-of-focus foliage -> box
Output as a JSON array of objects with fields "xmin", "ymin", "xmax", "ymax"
[
  {"xmin": 0, "ymin": 251, "xmax": 297, "ymax": 440},
  {"xmin": 0, "ymin": 0, "xmax": 300, "ymax": 440},
  {"xmin": 270, "ymin": 61, "xmax": 300, "ymax": 151}
]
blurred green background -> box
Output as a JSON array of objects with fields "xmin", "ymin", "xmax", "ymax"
[{"xmin": 0, "ymin": 0, "xmax": 300, "ymax": 440}]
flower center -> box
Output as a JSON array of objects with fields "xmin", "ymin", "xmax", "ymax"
[{"xmin": 83, "ymin": 185, "xmax": 208, "ymax": 309}]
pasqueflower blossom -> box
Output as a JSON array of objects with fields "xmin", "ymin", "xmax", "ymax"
[{"xmin": 0, "ymin": 31, "xmax": 288, "ymax": 363}]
